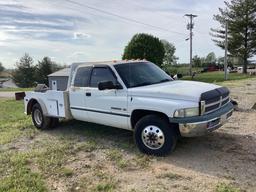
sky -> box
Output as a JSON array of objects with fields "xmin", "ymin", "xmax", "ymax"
[{"xmin": 0, "ymin": 0, "xmax": 227, "ymax": 68}]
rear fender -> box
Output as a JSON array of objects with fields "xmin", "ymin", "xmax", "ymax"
[{"xmin": 27, "ymin": 98, "xmax": 48, "ymax": 116}]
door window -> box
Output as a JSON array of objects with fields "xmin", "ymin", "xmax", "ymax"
[
  {"xmin": 90, "ymin": 67, "xmax": 116, "ymax": 87},
  {"xmin": 73, "ymin": 67, "xmax": 92, "ymax": 87}
]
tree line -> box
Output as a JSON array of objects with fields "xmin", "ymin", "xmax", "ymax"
[
  {"xmin": 211, "ymin": 0, "xmax": 256, "ymax": 73},
  {"xmin": 192, "ymin": 52, "xmax": 236, "ymax": 68},
  {"xmin": 12, "ymin": 53, "xmax": 64, "ymax": 88}
]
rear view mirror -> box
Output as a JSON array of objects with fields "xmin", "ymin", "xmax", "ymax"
[{"xmin": 98, "ymin": 81, "xmax": 122, "ymax": 90}]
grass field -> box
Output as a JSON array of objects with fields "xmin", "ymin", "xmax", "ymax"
[
  {"xmin": 0, "ymin": 87, "xmax": 33, "ymax": 92},
  {"xmin": 182, "ymin": 71, "xmax": 253, "ymax": 83},
  {"xmin": 166, "ymin": 66, "xmax": 202, "ymax": 76},
  {"xmin": 0, "ymin": 99, "xmax": 150, "ymax": 192}
]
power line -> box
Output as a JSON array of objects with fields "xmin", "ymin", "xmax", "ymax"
[
  {"xmin": 64, "ymin": 0, "xmax": 187, "ymax": 36},
  {"xmin": 122, "ymin": 0, "xmax": 187, "ymax": 27}
]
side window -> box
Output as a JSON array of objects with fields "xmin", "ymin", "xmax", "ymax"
[
  {"xmin": 90, "ymin": 67, "xmax": 116, "ymax": 87},
  {"xmin": 73, "ymin": 67, "xmax": 91, "ymax": 87}
]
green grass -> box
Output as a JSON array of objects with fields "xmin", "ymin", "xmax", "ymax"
[
  {"xmin": 0, "ymin": 100, "xmax": 74, "ymax": 191},
  {"xmin": 215, "ymin": 183, "xmax": 240, "ymax": 192},
  {"xmin": 105, "ymin": 149, "xmax": 151, "ymax": 170},
  {"xmin": 0, "ymin": 99, "xmax": 37, "ymax": 144},
  {"xmin": 0, "ymin": 99, "xmax": 48, "ymax": 191},
  {"xmin": 106, "ymin": 149, "xmax": 131, "ymax": 169},
  {"xmin": 33, "ymin": 141, "xmax": 74, "ymax": 175},
  {"xmin": 0, "ymin": 87, "xmax": 33, "ymax": 92},
  {"xmin": 0, "ymin": 152, "xmax": 48, "ymax": 192},
  {"xmin": 94, "ymin": 181, "xmax": 117, "ymax": 192},
  {"xmin": 74, "ymin": 140, "xmax": 98, "ymax": 152},
  {"xmin": 166, "ymin": 66, "xmax": 202, "ymax": 75},
  {"xmin": 0, "ymin": 98, "xmax": 130, "ymax": 191},
  {"xmin": 59, "ymin": 167, "xmax": 74, "ymax": 177},
  {"xmin": 182, "ymin": 71, "xmax": 253, "ymax": 83},
  {"xmin": 72, "ymin": 175, "xmax": 118, "ymax": 192}
]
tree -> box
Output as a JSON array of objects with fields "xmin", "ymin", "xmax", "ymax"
[
  {"xmin": 122, "ymin": 33, "xmax": 165, "ymax": 67},
  {"xmin": 211, "ymin": 0, "xmax": 256, "ymax": 73},
  {"xmin": 161, "ymin": 40, "xmax": 178, "ymax": 67},
  {"xmin": 217, "ymin": 56, "xmax": 234, "ymax": 67},
  {"xmin": 12, "ymin": 53, "xmax": 36, "ymax": 88},
  {"xmin": 36, "ymin": 57, "xmax": 58, "ymax": 85},
  {"xmin": 205, "ymin": 52, "xmax": 217, "ymax": 64},
  {"xmin": 0, "ymin": 62, "xmax": 4, "ymax": 72},
  {"xmin": 192, "ymin": 55, "xmax": 202, "ymax": 67}
]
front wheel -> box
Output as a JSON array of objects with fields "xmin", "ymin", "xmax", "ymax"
[{"xmin": 134, "ymin": 115, "xmax": 177, "ymax": 156}]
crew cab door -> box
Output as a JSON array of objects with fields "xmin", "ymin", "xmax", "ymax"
[
  {"xmin": 85, "ymin": 66, "xmax": 129, "ymax": 129},
  {"xmin": 69, "ymin": 66, "xmax": 92, "ymax": 121}
]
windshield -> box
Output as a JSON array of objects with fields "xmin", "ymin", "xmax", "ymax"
[{"xmin": 114, "ymin": 62, "xmax": 172, "ymax": 88}]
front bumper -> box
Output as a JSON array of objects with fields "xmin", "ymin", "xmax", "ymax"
[{"xmin": 169, "ymin": 102, "xmax": 233, "ymax": 137}]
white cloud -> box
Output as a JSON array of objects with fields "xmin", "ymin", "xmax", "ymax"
[
  {"xmin": 0, "ymin": 31, "xmax": 8, "ymax": 41},
  {"xmin": 68, "ymin": 51, "xmax": 86, "ymax": 58},
  {"xmin": 73, "ymin": 32, "xmax": 91, "ymax": 40}
]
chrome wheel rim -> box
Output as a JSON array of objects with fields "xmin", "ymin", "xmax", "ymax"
[
  {"xmin": 141, "ymin": 125, "xmax": 165, "ymax": 150},
  {"xmin": 34, "ymin": 109, "xmax": 42, "ymax": 125}
]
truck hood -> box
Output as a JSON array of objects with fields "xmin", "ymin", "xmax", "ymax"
[{"xmin": 128, "ymin": 80, "xmax": 220, "ymax": 102}]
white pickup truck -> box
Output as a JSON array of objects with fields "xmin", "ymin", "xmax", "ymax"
[{"xmin": 24, "ymin": 60, "xmax": 233, "ymax": 156}]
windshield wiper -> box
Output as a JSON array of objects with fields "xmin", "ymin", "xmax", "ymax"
[
  {"xmin": 130, "ymin": 82, "xmax": 153, "ymax": 88},
  {"xmin": 159, "ymin": 78, "xmax": 171, "ymax": 83},
  {"xmin": 151, "ymin": 79, "xmax": 171, "ymax": 85},
  {"xmin": 130, "ymin": 79, "xmax": 171, "ymax": 88}
]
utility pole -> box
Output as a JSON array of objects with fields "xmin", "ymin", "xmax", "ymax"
[
  {"xmin": 224, "ymin": 21, "xmax": 228, "ymax": 80},
  {"xmin": 185, "ymin": 14, "xmax": 197, "ymax": 76}
]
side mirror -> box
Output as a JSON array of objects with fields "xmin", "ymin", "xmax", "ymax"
[
  {"xmin": 98, "ymin": 81, "xmax": 122, "ymax": 90},
  {"xmin": 173, "ymin": 73, "xmax": 183, "ymax": 80},
  {"xmin": 177, "ymin": 74, "xmax": 183, "ymax": 78}
]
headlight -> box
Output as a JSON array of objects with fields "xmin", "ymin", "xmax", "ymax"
[{"xmin": 173, "ymin": 107, "xmax": 199, "ymax": 118}]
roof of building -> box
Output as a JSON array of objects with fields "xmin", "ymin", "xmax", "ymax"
[
  {"xmin": 48, "ymin": 68, "xmax": 70, "ymax": 77},
  {"xmin": 0, "ymin": 71, "xmax": 12, "ymax": 78}
]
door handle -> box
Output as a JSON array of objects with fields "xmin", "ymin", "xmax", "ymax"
[{"xmin": 86, "ymin": 92, "xmax": 91, "ymax": 96}]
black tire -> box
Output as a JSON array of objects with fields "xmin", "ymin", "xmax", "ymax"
[
  {"xmin": 32, "ymin": 103, "xmax": 52, "ymax": 129},
  {"xmin": 134, "ymin": 114, "xmax": 177, "ymax": 156}
]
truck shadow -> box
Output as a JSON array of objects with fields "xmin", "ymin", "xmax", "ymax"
[
  {"xmin": 48, "ymin": 120, "xmax": 256, "ymax": 181},
  {"xmin": 49, "ymin": 120, "xmax": 135, "ymax": 150}
]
